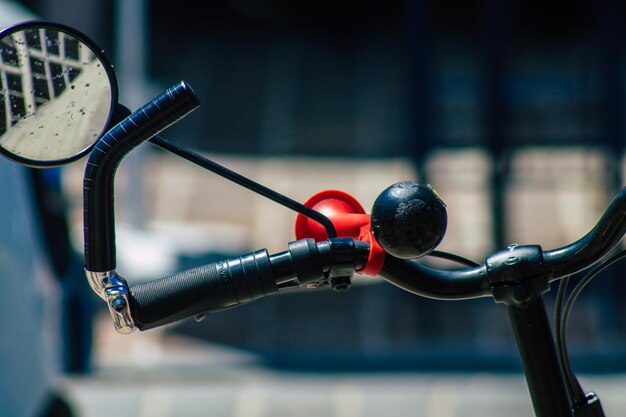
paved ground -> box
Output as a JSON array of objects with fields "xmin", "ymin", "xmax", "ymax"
[{"xmin": 56, "ymin": 315, "xmax": 626, "ymax": 417}]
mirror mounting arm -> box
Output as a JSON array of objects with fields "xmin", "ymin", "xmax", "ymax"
[{"xmin": 83, "ymin": 81, "xmax": 199, "ymax": 333}]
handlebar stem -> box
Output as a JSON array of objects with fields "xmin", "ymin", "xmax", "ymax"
[
  {"xmin": 505, "ymin": 295, "xmax": 573, "ymax": 417},
  {"xmin": 486, "ymin": 244, "xmax": 572, "ymax": 417},
  {"xmin": 486, "ymin": 244, "xmax": 545, "ymax": 291}
]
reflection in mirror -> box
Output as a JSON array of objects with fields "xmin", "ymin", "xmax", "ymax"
[{"xmin": 0, "ymin": 23, "xmax": 115, "ymax": 166}]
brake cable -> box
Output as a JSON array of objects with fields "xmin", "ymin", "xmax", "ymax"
[
  {"xmin": 555, "ymin": 249, "xmax": 626, "ymax": 407},
  {"xmin": 428, "ymin": 250, "xmax": 480, "ymax": 267}
]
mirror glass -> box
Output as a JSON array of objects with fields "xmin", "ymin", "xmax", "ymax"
[{"xmin": 0, "ymin": 22, "xmax": 116, "ymax": 166}]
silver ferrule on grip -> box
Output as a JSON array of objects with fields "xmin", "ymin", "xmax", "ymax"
[{"xmin": 85, "ymin": 269, "xmax": 136, "ymax": 334}]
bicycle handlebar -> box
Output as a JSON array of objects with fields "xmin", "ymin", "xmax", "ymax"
[
  {"xmin": 126, "ymin": 182, "xmax": 626, "ymax": 329},
  {"xmin": 379, "ymin": 257, "xmax": 489, "ymax": 300},
  {"xmin": 377, "ymin": 186, "xmax": 626, "ymax": 302},
  {"xmin": 543, "ymin": 186, "xmax": 626, "ymax": 279},
  {"xmin": 81, "ymin": 81, "xmax": 626, "ymax": 335},
  {"xmin": 78, "ymin": 79, "xmax": 626, "ymax": 417}
]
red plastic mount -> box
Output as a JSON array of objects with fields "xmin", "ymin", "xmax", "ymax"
[{"xmin": 295, "ymin": 190, "xmax": 385, "ymax": 276}]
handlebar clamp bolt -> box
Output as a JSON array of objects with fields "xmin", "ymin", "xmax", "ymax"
[{"xmin": 331, "ymin": 275, "xmax": 351, "ymax": 292}]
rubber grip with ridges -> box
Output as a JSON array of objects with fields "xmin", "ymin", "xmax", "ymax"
[
  {"xmin": 84, "ymin": 81, "xmax": 200, "ymax": 272},
  {"xmin": 128, "ymin": 249, "xmax": 278, "ymax": 330}
]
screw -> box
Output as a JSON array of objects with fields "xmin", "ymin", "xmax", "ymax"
[
  {"xmin": 111, "ymin": 297, "xmax": 127, "ymax": 313},
  {"xmin": 331, "ymin": 276, "xmax": 351, "ymax": 292}
]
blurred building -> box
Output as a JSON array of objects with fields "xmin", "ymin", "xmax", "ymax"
[{"xmin": 18, "ymin": 0, "xmax": 626, "ymax": 372}]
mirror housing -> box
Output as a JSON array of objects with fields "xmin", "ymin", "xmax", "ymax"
[{"xmin": 0, "ymin": 20, "xmax": 117, "ymax": 167}]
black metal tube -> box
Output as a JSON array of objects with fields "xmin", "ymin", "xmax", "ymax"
[
  {"xmin": 267, "ymin": 250, "xmax": 297, "ymax": 284},
  {"xmin": 507, "ymin": 298, "xmax": 572, "ymax": 417},
  {"xmin": 83, "ymin": 82, "xmax": 199, "ymax": 272},
  {"xmin": 379, "ymin": 256, "xmax": 490, "ymax": 300},
  {"xmin": 375, "ymin": 187, "xmax": 626, "ymax": 300},
  {"xmin": 543, "ymin": 186, "xmax": 626, "ymax": 279}
]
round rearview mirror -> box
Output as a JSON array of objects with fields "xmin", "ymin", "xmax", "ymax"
[{"xmin": 0, "ymin": 21, "xmax": 117, "ymax": 167}]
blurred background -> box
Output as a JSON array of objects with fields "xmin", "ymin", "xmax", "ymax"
[{"xmin": 3, "ymin": 0, "xmax": 626, "ymax": 416}]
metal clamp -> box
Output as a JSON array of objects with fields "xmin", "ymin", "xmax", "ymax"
[{"xmin": 86, "ymin": 269, "xmax": 136, "ymax": 334}]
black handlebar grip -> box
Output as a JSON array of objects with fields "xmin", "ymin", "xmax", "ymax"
[
  {"xmin": 84, "ymin": 82, "xmax": 200, "ymax": 272},
  {"xmin": 128, "ymin": 249, "xmax": 278, "ymax": 330}
]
